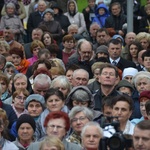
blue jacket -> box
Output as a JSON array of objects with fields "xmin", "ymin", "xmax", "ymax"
[{"xmin": 92, "ymin": 3, "xmax": 109, "ymax": 28}]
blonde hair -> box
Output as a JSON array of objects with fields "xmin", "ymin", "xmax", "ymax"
[{"xmin": 39, "ymin": 136, "xmax": 65, "ymax": 150}]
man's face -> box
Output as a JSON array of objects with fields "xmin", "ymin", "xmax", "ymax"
[
  {"xmin": 136, "ymin": 78, "xmax": 150, "ymax": 93},
  {"xmin": 71, "ymin": 111, "xmax": 89, "ymax": 134},
  {"xmin": 125, "ymin": 33, "xmax": 136, "ymax": 45},
  {"xmin": 72, "ymin": 71, "xmax": 88, "ymax": 86},
  {"xmin": 33, "ymin": 82, "xmax": 50, "ymax": 96},
  {"xmin": 144, "ymin": 57, "xmax": 150, "ymax": 70},
  {"xmin": 82, "ymin": 125, "xmax": 102, "ymax": 150},
  {"xmin": 90, "ymin": 25, "xmax": 100, "ymax": 38},
  {"xmin": 96, "ymin": 31, "xmax": 108, "ymax": 45},
  {"xmin": 133, "ymin": 127, "xmax": 150, "ymax": 150},
  {"xmin": 108, "ymin": 43, "xmax": 122, "ymax": 60},
  {"xmin": 27, "ymin": 101, "xmax": 43, "ymax": 117},
  {"xmin": 32, "ymin": 30, "xmax": 43, "ymax": 40},
  {"xmin": 38, "ymin": 2, "xmax": 46, "ymax": 12},
  {"xmin": 68, "ymin": 29, "xmax": 78, "ymax": 35},
  {"xmin": 4, "ymin": 29, "xmax": 14, "ymax": 42},
  {"xmin": 112, "ymin": 101, "xmax": 132, "ymax": 123},
  {"xmin": 14, "ymin": 77, "xmax": 27, "ymax": 90},
  {"xmin": 6, "ymin": 7, "xmax": 15, "ymax": 15},
  {"xmin": 78, "ymin": 42, "xmax": 92, "ymax": 61},
  {"xmin": 99, "ymin": 67, "xmax": 117, "ymax": 86},
  {"xmin": 111, "ymin": 4, "xmax": 121, "ymax": 16},
  {"xmin": 88, "ymin": 0, "xmax": 95, "ymax": 8},
  {"xmin": 46, "ymin": 118, "xmax": 66, "ymax": 140}
]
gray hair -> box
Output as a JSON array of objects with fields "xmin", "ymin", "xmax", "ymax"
[
  {"xmin": 13, "ymin": 73, "xmax": 27, "ymax": 83},
  {"xmin": 133, "ymin": 71, "xmax": 150, "ymax": 88},
  {"xmin": 68, "ymin": 24, "xmax": 78, "ymax": 32},
  {"xmin": 33, "ymin": 74, "xmax": 51, "ymax": 86},
  {"xmin": 69, "ymin": 106, "xmax": 94, "ymax": 121},
  {"xmin": 50, "ymin": 75, "xmax": 72, "ymax": 92},
  {"xmin": 81, "ymin": 121, "xmax": 103, "ymax": 138},
  {"xmin": 72, "ymin": 69, "xmax": 89, "ymax": 80},
  {"xmin": 6, "ymin": 2, "xmax": 15, "ymax": 9}
]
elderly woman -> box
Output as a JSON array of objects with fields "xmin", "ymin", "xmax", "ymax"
[
  {"xmin": 38, "ymin": 8, "xmax": 62, "ymax": 43},
  {"xmin": 50, "ymin": 75, "xmax": 72, "ymax": 99},
  {"xmin": 66, "ymin": 106, "xmax": 94, "ymax": 145},
  {"xmin": 0, "ymin": 108, "xmax": 18, "ymax": 149},
  {"xmin": 0, "ymin": 3, "xmax": 25, "ymax": 43},
  {"xmin": 36, "ymin": 88, "xmax": 69, "ymax": 139},
  {"xmin": 66, "ymin": 86, "xmax": 103, "ymax": 120},
  {"xmin": 0, "ymin": 40, "xmax": 10, "ymax": 55},
  {"xmin": 27, "ymin": 40, "xmax": 45, "ymax": 66},
  {"xmin": 12, "ymin": 89, "xmax": 29, "ymax": 118},
  {"xmin": 28, "ymin": 111, "xmax": 82, "ymax": 150},
  {"xmin": 14, "ymin": 114, "xmax": 36, "ymax": 150},
  {"xmin": 0, "ymin": 73, "xmax": 10, "ymax": 101}
]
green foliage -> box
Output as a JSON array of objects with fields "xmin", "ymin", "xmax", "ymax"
[{"xmin": 77, "ymin": 0, "xmax": 88, "ymax": 12}]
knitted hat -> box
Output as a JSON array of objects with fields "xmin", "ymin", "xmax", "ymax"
[
  {"xmin": 122, "ymin": 67, "xmax": 138, "ymax": 79},
  {"xmin": 116, "ymin": 80, "xmax": 134, "ymax": 92},
  {"xmin": 6, "ymin": 2, "xmax": 15, "ymax": 9},
  {"xmin": 25, "ymin": 94, "xmax": 45, "ymax": 109},
  {"xmin": 43, "ymin": 8, "xmax": 54, "ymax": 17},
  {"xmin": 9, "ymin": 47, "xmax": 24, "ymax": 59},
  {"xmin": 16, "ymin": 114, "xmax": 36, "ymax": 132},
  {"xmin": 96, "ymin": 45, "xmax": 109, "ymax": 56},
  {"xmin": 139, "ymin": 91, "xmax": 150, "ymax": 102}
]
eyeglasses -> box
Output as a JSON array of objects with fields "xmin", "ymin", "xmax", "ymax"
[
  {"xmin": 15, "ymin": 96, "xmax": 26, "ymax": 101},
  {"xmin": 47, "ymin": 124, "xmax": 65, "ymax": 130},
  {"xmin": 71, "ymin": 116, "xmax": 87, "ymax": 123}
]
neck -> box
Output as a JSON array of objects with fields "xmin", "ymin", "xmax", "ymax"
[
  {"xmin": 119, "ymin": 121, "xmax": 127, "ymax": 132},
  {"xmin": 101, "ymin": 85, "xmax": 115, "ymax": 96},
  {"xmin": 19, "ymin": 139, "xmax": 32, "ymax": 146},
  {"xmin": 63, "ymin": 48, "xmax": 72, "ymax": 53},
  {"xmin": 15, "ymin": 106, "xmax": 24, "ymax": 113}
]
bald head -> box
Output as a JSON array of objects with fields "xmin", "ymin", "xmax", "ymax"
[{"xmin": 125, "ymin": 32, "xmax": 136, "ymax": 45}]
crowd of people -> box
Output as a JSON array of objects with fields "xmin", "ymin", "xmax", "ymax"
[{"xmin": 0, "ymin": 0, "xmax": 150, "ymax": 150}]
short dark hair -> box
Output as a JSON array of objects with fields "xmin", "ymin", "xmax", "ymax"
[
  {"xmin": 136, "ymin": 120, "xmax": 150, "ymax": 130},
  {"xmin": 99, "ymin": 63, "xmax": 119, "ymax": 77},
  {"xmin": 96, "ymin": 28, "xmax": 109, "ymax": 36},
  {"xmin": 142, "ymin": 50, "xmax": 150, "ymax": 61},
  {"xmin": 101, "ymin": 96, "xmax": 113, "ymax": 112},
  {"xmin": 107, "ymin": 39, "xmax": 122, "ymax": 47},
  {"xmin": 112, "ymin": 94, "xmax": 134, "ymax": 111}
]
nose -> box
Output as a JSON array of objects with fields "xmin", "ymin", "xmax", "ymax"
[
  {"xmin": 40, "ymin": 91, "xmax": 45, "ymax": 96},
  {"xmin": 52, "ymin": 101, "xmax": 56, "ymax": 105},
  {"xmin": 138, "ymin": 138, "xmax": 143, "ymax": 146},
  {"xmin": 77, "ymin": 119, "xmax": 81, "ymax": 124},
  {"xmin": 89, "ymin": 136, "xmax": 94, "ymax": 141},
  {"xmin": 53, "ymin": 126, "xmax": 57, "ymax": 132}
]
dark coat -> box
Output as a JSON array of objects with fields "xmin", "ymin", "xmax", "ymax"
[
  {"xmin": 139, "ymin": 16, "xmax": 150, "ymax": 33},
  {"xmin": 110, "ymin": 57, "xmax": 137, "ymax": 72},
  {"xmin": 67, "ymin": 57, "xmax": 95, "ymax": 79},
  {"xmin": 105, "ymin": 13, "xmax": 126, "ymax": 34},
  {"xmin": 27, "ymin": 11, "xmax": 43, "ymax": 33}
]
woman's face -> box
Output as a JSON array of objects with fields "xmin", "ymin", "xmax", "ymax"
[
  {"xmin": 5, "ymin": 67, "xmax": 15, "ymax": 77},
  {"xmin": 0, "ymin": 79, "xmax": 7, "ymax": 94},
  {"xmin": 52, "ymin": 81, "xmax": 69, "ymax": 98},
  {"xmin": 14, "ymin": 77, "xmax": 27, "ymax": 90},
  {"xmin": 43, "ymin": 33, "xmax": 52, "ymax": 46},
  {"xmin": 18, "ymin": 123, "xmax": 34, "ymax": 142},
  {"xmin": 69, "ymin": 3, "xmax": 75, "ymax": 12},
  {"xmin": 129, "ymin": 44, "xmax": 138, "ymax": 58},
  {"xmin": 44, "ymin": 12, "xmax": 53, "ymax": 21},
  {"xmin": 32, "ymin": 46, "xmax": 41, "ymax": 57},
  {"xmin": 46, "ymin": 95, "xmax": 64, "ymax": 111},
  {"xmin": 12, "ymin": 54, "xmax": 21, "ymax": 66},
  {"xmin": 0, "ymin": 46, "xmax": 7, "ymax": 55},
  {"xmin": 13, "ymin": 92, "xmax": 27, "ymax": 110}
]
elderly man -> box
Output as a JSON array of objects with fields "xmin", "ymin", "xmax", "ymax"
[
  {"xmin": 133, "ymin": 120, "xmax": 150, "ymax": 150},
  {"xmin": 81, "ymin": 121, "xmax": 103, "ymax": 150},
  {"xmin": 27, "ymin": 0, "xmax": 47, "ymax": 42},
  {"xmin": 72, "ymin": 69, "xmax": 89, "ymax": 87},
  {"xmin": 33, "ymin": 74, "xmax": 51, "ymax": 96},
  {"xmin": 67, "ymin": 40, "xmax": 95, "ymax": 79}
]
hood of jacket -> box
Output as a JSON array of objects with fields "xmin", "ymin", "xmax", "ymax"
[
  {"xmin": 67, "ymin": 0, "xmax": 78, "ymax": 13},
  {"xmin": 95, "ymin": 3, "xmax": 109, "ymax": 17},
  {"xmin": 66, "ymin": 86, "xmax": 94, "ymax": 110}
]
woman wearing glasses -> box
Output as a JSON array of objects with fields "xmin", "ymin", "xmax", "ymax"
[
  {"xmin": 28, "ymin": 111, "xmax": 82, "ymax": 150},
  {"xmin": 11, "ymin": 88, "xmax": 29, "ymax": 118}
]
